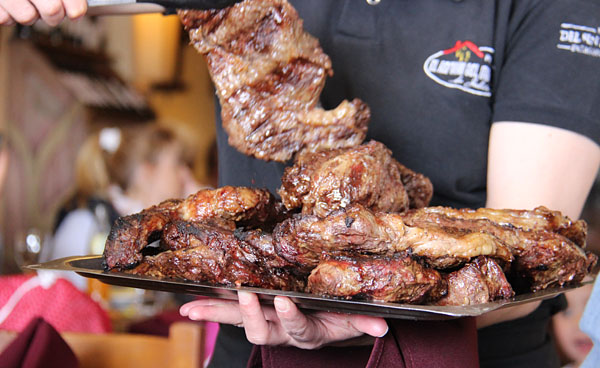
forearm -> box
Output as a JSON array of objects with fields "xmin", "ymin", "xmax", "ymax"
[{"xmin": 477, "ymin": 121, "xmax": 600, "ymax": 328}]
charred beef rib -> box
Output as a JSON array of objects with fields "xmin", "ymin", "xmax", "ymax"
[
  {"xmin": 131, "ymin": 221, "xmax": 304, "ymax": 291},
  {"xmin": 402, "ymin": 207, "xmax": 595, "ymax": 291},
  {"xmin": 179, "ymin": 0, "xmax": 370, "ymax": 162},
  {"xmin": 273, "ymin": 204, "xmax": 514, "ymax": 273}
]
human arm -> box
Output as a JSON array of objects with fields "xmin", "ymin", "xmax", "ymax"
[
  {"xmin": 180, "ymin": 122, "xmax": 600, "ymax": 345},
  {"xmin": 0, "ymin": 0, "xmax": 242, "ymax": 27},
  {"xmin": 476, "ymin": 121, "xmax": 600, "ymax": 328}
]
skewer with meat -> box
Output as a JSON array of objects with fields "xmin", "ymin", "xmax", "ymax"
[
  {"xmin": 179, "ymin": 0, "xmax": 370, "ymax": 162},
  {"xmin": 103, "ymin": 186, "xmax": 287, "ymax": 270}
]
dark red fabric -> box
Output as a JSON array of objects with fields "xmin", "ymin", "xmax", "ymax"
[
  {"xmin": 0, "ymin": 274, "xmax": 111, "ymax": 333},
  {"xmin": 127, "ymin": 310, "xmax": 186, "ymax": 336},
  {"xmin": 128, "ymin": 309, "xmax": 220, "ymax": 365},
  {"xmin": 0, "ymin": 317, "xmax": 78, "ymax": 368},
  {"xmin": 247, "ymin": 317, "xmax": 479, "ymax": 368}
]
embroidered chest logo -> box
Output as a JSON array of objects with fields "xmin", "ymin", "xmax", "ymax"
[
  {"xmin": 423, "ymin": 40, "xmax": 494, "ymax": 97},
  {"xmin": 557, "ymin": 23, "xmax": 600, "ymax": 58}
]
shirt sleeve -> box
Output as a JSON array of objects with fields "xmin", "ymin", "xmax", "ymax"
[
  {"xmin": 492, "ymin": 0, "xmax": 600, "ymax": 145},
  {"xmin": 580, "ymin": 278, "xmax": 600, "ymax": 368}
]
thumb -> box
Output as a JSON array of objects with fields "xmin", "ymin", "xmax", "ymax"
[{"xmin": 351, "ymin": 315, "xmax": 388, "ymax": 337}]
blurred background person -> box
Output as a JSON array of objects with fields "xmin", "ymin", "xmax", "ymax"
[
  {"xmin": 553, "ymin": 283, "xmax": 595, "ymax": 368},
  {"xmin": 0, "ymin": 134, "xmax": 9, "ymax": 275},
  {"xmin": 48, "ymin": 124, "xmax": 200, "ymax": 290}
]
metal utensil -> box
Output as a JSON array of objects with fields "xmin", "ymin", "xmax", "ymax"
[
  {"xmin": 26, "ymin": 255, "xmax": 596, "ymax": 320},
  {"xmin": 87, "ymin": 0, "xmax": 238, "ymax": 15}
]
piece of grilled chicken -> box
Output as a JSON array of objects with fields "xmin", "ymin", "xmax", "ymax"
[
  {"xmin": 278, "ymin": 141, "xmax": 433, "ymax": 218},
  {"xmin": 103, "ymin": 186, "xmax": 286, "ymax": 270},
  {"xmin": 179, "ymin": 0, "xmax": 370, "ymax": 162}
]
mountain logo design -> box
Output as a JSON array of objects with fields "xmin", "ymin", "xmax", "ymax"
[{"xmin": 423, "ymin": 40, "xmax": 494, "ymax": 97}]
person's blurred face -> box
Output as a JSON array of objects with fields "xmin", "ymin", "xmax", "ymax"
[
  {"xmin": 553, "ymin": 284, "xmax": 594, "ymax": 366},
  {"xmin": 141, "ymin": 143, "xmax": 187, "ymax": 205}
]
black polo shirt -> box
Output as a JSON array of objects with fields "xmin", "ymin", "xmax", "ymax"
[{"xmin": 212, "ymin": 0, "xmax": 600, "ymax": 367}]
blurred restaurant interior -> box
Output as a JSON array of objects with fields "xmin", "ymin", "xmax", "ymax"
[
  {"xmin": 0, "ymin": 14, "xmax": 222, "ymax": 366},
  {"xmin": 0, "ymin": 13, "xmax": 218, "ymax": 274},
  {"xmin": 0, "ymin": 9, "xmax": 599, "ymax": 368}
]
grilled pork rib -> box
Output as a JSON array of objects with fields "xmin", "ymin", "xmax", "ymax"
[{"xmin": 179, "ymin": 0, "xmax": 370, "ymax": 162}]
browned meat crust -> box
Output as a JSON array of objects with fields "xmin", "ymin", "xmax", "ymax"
[
  {"xmin": 436, "ymin": 257, "xmax": 514, "ymax": 306},
  {"xmin": 402, "ymin": 207, "xmax": 595, "ymax": 291},
  {"xmin": 307, "ymin": 254, "xmax": 447, "ymax": 303},
  {"xmin": 273, "ymin": 204, "xmax": 513, "ymax": 273},
  {"xmin": 130, "ymin": 222, "xmax": 304, "ymax": 291},
  {"xmin": 405, "ymin": 206, "xmax": 587, "ymax": 248},
  {"xmin": 103, "ymin": 186, "xmax": 286, "ymax": 269},
  {"xmin": 103, "ymin": 199, "xmax": 182, "ymax": 270},
  {"xmin": 396, "ymin": 162, "xmax": 433, "ymax": 209},
  {"xmin": 278, "ymin": 141, "xmax": 418, "ymax": 218},
  {"xmin": 179, "ymin": 1, "xmax": 369, "ymax": 162}
]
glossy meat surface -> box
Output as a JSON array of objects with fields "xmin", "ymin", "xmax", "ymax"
[
  {"xmin": 436, "ymin": 256, "xmax": 514, "ymax": 306},
  {"xmin": 402, "ymin": 208, "xmax": 596, "ymax": 291},
  {"xmin": 103, "ymin": 199, "xmax": 182, "ymax": 270},
  {"xmin": 179, "ymin": 0, "xmax": 369, "ymax": 161},
  {"xmin": 131, "ymin": 222, "xmax": 304, "ymax": 291},
  {"xmin": 273, "ymin": 204, "xmax": 513, "ymax": 272},
  {"xmin": 279, "ymin": 141, "xmax": 424, "ymax": 217},
  {"xmin": 407, "ymin": 206, "xmax": 587, "ymax": 248},
  {"xmin": 104, "ymin": 186, "xmax": 285, "ymax": 269},
  {"xmin": 307, "ymin": 254, "xmax": 447, "ymax": 303}
]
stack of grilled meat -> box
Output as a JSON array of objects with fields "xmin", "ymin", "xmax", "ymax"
[{"xmin": 103, "ymin": 0, "xmax": 597, "ymax": 306}]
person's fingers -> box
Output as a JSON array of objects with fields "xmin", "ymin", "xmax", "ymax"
[
  {"xmin": 0, "ymin": 5, "xmax": 15, "ymax": 26},
  {"xmin": 62, "ymin": 0, "xmax": 87, "ymax": 20},
  {"xmin": 180, "ymin": 299, "xmax": 245, "ymax": 326},
  {"xmin": 347, "ymin": 314, "xmax": 389, "ymax": 338},
  {"xmin": 238, "ymin": 291, "xmax": 276, "ymax": 345},
  {"xmin": 273, "ymin": 296, "xmax": 319, "ymax": 344},
  {"xmin": 30, "ymin": 0, "xmax": 64, "ymax": 26},
  {"xmin": 180, "ymin": 299, "xmax": 235, "ymax": 316},
  {"xmin": 0, "ymin": 0, "xmax": 39, "ymax": 25}
]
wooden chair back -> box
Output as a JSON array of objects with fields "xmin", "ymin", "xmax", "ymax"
[{"xmin": 0, "ymin": 321, "xmax": 204, "ymax": 368}]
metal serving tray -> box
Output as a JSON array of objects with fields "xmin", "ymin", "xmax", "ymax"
[{"xmin": 25, "ymin": 256, "xmax": 594, "ymax": 321}]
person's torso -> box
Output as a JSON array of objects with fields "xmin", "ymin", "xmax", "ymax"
[{"xmin": 217, "ymin": 0, "xmax": 533, "ymax": 209}]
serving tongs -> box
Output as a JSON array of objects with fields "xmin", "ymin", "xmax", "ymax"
[{"xmin": 87, "ymin": 0, "xmax": 238, "ymax": 15}]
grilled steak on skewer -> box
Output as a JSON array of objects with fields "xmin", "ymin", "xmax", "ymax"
[{"xmin": 179, "ymin": 1, "xmax": 370, "ymax": 162}]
